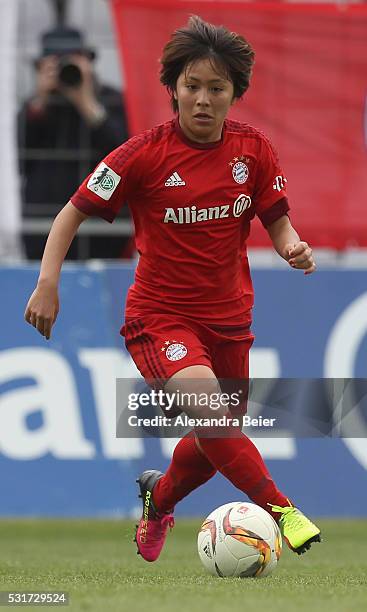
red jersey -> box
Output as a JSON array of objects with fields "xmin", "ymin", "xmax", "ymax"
[{"xmin": 71, "ymin": 117, "xmax": 289, "ymax": 325}]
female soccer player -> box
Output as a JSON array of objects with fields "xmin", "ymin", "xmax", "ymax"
[{"xmin": 25, "ymin": 16, "xmax": 321, "ymax": 562}]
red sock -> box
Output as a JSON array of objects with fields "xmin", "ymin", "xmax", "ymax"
[
  {"xmin": 152, "ymin": 432, "xmax": 216, "ymax": 513},
  {"xmin": 198, "ymin": 433, "xmax": 289, "ymax": 520}
]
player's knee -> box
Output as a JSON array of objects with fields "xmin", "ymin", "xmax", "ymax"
[{"xmin": 165, "ymin": 370, "xmax": 229, "ymax": 419}]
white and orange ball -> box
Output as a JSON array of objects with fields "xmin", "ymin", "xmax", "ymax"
[{"xmin": 198, "ymin": 501, "xmax": 282, "ymax": 578}]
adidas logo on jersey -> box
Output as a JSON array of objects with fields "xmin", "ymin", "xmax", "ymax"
[{"xmin": 165, "ymin": 172, "xmax": 186, "ymax": 187}]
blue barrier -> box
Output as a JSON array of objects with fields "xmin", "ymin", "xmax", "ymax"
[{"xmin": 0, "ymin": 264, "xmax": 366, "ymax": 516}]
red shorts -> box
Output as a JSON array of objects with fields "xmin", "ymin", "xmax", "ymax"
[{"xmin": 121, "ymin": 314, "xmax": 254, "ymax": 414}]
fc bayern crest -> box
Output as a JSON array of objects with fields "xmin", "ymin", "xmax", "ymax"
[
  {"xmin": 232, "ymin": 161, "xmax": 249, "ymax": 184},
  {"xmin": 161, "ymin": 340, "xmax": 188, "ymax": 361},
  {"xmin": 166, "ymin": 343, "xmax": 187, "ymax": 361}
]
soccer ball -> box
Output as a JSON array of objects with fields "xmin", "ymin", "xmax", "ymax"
[{"xmin": 197, "ymin": 501, "xmax": 282, "ymax": 578}]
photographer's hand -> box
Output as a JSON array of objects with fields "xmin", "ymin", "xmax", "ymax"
[
  {"xmin": 61, "ymin": 54, "xmax": 107, "ymax": 127},
  {"xmin": 29, "ymin": 55, "xmax": 59, "ymax": 113}
]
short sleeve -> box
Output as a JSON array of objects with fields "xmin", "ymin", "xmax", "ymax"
[
  {"xmin": 70, "ymin": 135, "xmax": 146, "ymax": 223},
  {"xmin": 253, "ymin": 137, "xmax": 290, "ymax": 228}
]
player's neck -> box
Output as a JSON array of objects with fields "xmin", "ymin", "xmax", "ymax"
[{"xmin": 178, "ymin": 116, "xmax": 224, "ymax": 144}]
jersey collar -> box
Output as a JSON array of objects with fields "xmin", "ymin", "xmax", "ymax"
[{"xmin": 174, "ymin": 116, "xmax": 225, "ymax": 150}]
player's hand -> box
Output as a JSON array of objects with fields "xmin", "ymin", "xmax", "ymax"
[
  {"xmin": 24, "ymin": 283, "xmax": 59, "ymax": 340},
  {"xmin": 285, "ymin": 241, "xmax": 316, "ymax": 275}
]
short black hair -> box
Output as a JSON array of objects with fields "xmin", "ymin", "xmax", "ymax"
[{"xmin": 160, "ymin": 15, "xmax": 255, "ymax": 112}]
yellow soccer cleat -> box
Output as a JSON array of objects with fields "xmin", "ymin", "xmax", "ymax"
[{"xmin": 270, "ymin": 502, "xmax": 321, "ymax": 555}]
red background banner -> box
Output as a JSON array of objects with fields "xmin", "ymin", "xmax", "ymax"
[{"xmin": 111, "ymin": 1, "xmax": 367, "ymax": 248}]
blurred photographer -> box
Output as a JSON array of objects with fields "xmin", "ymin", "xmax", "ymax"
[{"xmin": 18, "ymin": 26, "xmax": 130, "ymax": 259}]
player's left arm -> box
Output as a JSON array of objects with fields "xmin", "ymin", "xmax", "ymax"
[{"xmin": 266, "ymin": 214, "xmax": 316, "ymax": 275}]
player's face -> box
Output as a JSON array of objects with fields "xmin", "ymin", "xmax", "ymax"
[{"xmin": 174, "ymin": 58, "xmax": 235, "ymax": 143}]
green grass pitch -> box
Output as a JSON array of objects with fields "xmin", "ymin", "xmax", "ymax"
[{"xmin": 0, "ymin": 519, "xmax": 366, "ymax": 611}]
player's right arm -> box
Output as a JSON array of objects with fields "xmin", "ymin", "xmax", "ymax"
[
  {"xmin": 25, "ymin": 126, "xmax": 156, "ymax": 339},
  {"xmin": 24, "ymin": 201, "xmax": 88, "ymax": 339}
]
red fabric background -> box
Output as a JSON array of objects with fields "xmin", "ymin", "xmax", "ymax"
[{"xmin": 110, "ymin": 1, "xmax": 367, "ymax": 248}]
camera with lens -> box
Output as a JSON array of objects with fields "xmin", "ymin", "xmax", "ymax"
[
  {"xmin": 38, "ymin": 27, "xmax": 96, "ymax": 88},
  {"xmin": 58, "ymin": 57, "xmax": 83, "ymax": 87}
]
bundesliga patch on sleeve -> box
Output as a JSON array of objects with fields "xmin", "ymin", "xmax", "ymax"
[{"xmin": 87, "ymin": 162, "xmax": 121, "ymax": 201}]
